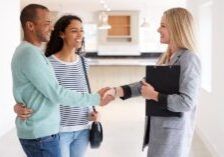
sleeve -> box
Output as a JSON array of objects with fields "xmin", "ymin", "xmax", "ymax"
[
  {"xmin": 20, "ymin": 49, "xmax": 100, "ymax": 107},
  {"xmin": 120, "ymin": 81, "xmax": 143, "ymax": 100},
  {"xmin": 157, "ymin": 53, "xmax": 201, "ymax": 112}
]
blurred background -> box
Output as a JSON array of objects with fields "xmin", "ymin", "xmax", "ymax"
[{"xmin": 0, "ymin": 0, "xmax": 223, "ymax": 156}]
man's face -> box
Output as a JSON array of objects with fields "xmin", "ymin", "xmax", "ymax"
[{"xmin": 33, "ymin": 9, "xmax": 53, "ymax": 42}]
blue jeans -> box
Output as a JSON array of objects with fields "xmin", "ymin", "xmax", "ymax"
[
  {"xmin": 60, "ymin": 129, "xmax": 90, "ymax": 157},
  {"xmin": 19, "ymin": 134, "xmax": 61, "ymax": 157}
]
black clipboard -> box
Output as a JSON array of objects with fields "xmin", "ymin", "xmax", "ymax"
[
  {"xmin": 145, "ymin": 65, "xmax": 182, "ymax": 117},
  {"xmin": 143, "ymin": 65, "xmax": 182, "ymax": 148}
]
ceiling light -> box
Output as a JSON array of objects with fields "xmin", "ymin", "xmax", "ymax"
[
  {"xmin": 98, "ymin": 11, "xmax": 111, "ymax": 30},
  {"xmin": 106, "ymin": 8, "xmax": 111, "ymax": 12},
  {"xmin": 100, "ymin": 0, "xmax": 105, "ymax": 4},
  {"xmin": 141, "ymin": 18, "xmax": 150, "ymax": 27}
]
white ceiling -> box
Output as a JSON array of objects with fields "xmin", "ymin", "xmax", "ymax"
[
  {"xmin": 21, "ymin": 0, "xmax": 187, "ymax": 24},
  {"xmin": 21, "ymin": 0, "xmax": 186, "ymax": 12}
]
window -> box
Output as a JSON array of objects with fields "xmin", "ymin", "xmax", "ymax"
[{"xmin": 199, "ymin": 1, "xmax": 213, "ymax": 92}]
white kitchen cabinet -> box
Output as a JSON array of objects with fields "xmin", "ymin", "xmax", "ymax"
[{"xmin": 98, "ymin": 11, "xmax": 139, "ymax": 45}]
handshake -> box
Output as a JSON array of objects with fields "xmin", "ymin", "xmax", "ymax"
[
  {"xmin": 14, "ymin": 87, "xmax": 120, "ymax": 121},
  {"xmin": 97, "ymin": 80, "xmax": 159, "ymax": 107},
  {"xmin": 97, "ymin": 87, "xmax": 119, "ymax": 106}
]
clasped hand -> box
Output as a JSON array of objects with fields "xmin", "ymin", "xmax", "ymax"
[
  {"xmin": 97, "ymin": 87, "xmax": 115, "ymax": 106},
  {"xmin": 140, "ymin": 81, "xmax": 158, "ymax": 101}
]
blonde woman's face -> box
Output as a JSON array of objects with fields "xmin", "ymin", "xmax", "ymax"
[{"xmin": 157, "ymin": 15, "xmax": 170, "ymax": 44}]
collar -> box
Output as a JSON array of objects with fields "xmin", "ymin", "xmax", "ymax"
[{"xmin": 168, "ymin": 48, "xmax": 186, "ymax": 65}]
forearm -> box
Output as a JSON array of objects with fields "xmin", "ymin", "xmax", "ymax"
[
  {"xmin": 165, "ymin": 53, "xmax": 201, "ymax": 112},
  {"xmin": 22, "ymin": 50, "xmax": 100, "ymax": 107},
  {"xmin": 114, "ymin": 87, "xmax": 124, "ymax": 97},
  {"xmin": 119, "ymin": 81, "xmax": 142, "ymax": 100}
]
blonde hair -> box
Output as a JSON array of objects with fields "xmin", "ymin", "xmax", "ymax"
[{"xmin": 158, "ymin": 7, "xmax": 196, "ymax": 64}]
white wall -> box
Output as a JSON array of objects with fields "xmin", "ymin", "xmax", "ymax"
[
  {"xmin": 3, "ymin": 2, "xmax": 224, "ymax": 154},
  {"xmin": 187, "ymin": 0, "xmax": 224, "ymax": 156},
  {"xmin": 0, "ymin": 0, "xmax": 20, "ymax": 137}
]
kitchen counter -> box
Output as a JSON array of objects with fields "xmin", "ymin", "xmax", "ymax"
[
  {"xmin": 85, "ymin": 52, "xmax": 161, "ymax": 66},
  {"xmin": 87, "ymin": 58, "xmax": 157, "ymax": 66}
]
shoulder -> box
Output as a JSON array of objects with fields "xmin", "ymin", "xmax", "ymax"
[
  {"xmin": 14, "ymin": 44, "xmax": 42, "ymax": 65},
  {"xmin": 181, "ymin": 49, "xmax": 198, "ymax": 59},
  {"xmin": 180, "ymin": 50, "xmax": 201, "ymax": 66},
  {"xmin": 47, "ymin": 55, "xmax": 55, "ymax": 62},
  {"xmin": 79, "ymin": 55, "xmax": 89, "ymax": 65},
  {"xmin": 21, "ymin": 42, "xmax": 39, "ymax": 52},
  {"xmin": 21, "ymin": 43, "xmax": 42, "ymax": 58},
  {"xmin": 79, "ymin": 55, "xmax": 87, "ymax": 61},
  {"xmin": 179, "ymin": 50, "xmax": 201, "ymax": 74}
]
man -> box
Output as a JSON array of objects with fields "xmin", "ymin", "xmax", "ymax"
[{"xmin": 11, "ymin": 4, "xmax": 113, "ymax": 157}]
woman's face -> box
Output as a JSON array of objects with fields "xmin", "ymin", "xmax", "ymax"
[
  {"xmin": 157, "ymin": 15, "xmax": 170, "ymax": 44},
  {"xmin": 60, "ymin": 19, "xmax": 84, "ymax": 49}
]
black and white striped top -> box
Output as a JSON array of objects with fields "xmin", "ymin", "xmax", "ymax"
[{"xmin": 48, "ymin": 55, "xmax": 91, "ymax": 132}]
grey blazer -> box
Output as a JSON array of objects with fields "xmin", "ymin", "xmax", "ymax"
[{"xmin": 120, "ymin": 49, "xmax": 201, "ymax": 157}]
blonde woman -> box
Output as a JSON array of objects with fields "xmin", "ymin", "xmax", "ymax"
[{"xmin": 107, "ymin": 7, "xmax": 201, "ymax": 157}]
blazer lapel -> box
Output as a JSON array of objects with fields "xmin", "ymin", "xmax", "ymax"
[{"xmin": 168, "ymin": 49, "xmax": 185, "ymax": 65}]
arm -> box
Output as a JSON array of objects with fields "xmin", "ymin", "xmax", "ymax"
[
  {"xmin": 104, "ymin": 80, "xmax": 144, "ymax": 100},
  {"xmin": 20, "ymin": 49, "xmax": 100, "ymax": 107},
  {"xmin": 14, "ymin": 103, "xmax": 32, "ymax": 120},
  {"xmin": 14, "ymin": 104, "xmax": 101, "ymax": 121},
  {"xmin": 88, "ymin": 111, "xmax": 100, "ymax": 122},
  {"xmin": 119, "ymin": 81, "xmax": 143, "ymax": 100},
  {"xmin": 14, "ymin": 88, "xmax": 112, "ymax": 121},
  {"xmin": 158, "ymin": 53, "xmax": 201, "ymax": 112}
]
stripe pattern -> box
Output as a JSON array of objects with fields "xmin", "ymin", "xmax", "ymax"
[{"xmin": 48, "ymin": 55, "xmax": 91, "ymax": 132}]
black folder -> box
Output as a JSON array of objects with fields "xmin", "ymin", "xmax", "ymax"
[
  {"xmin": 143, "ymin": 65, "xmax": 182, "ymax": 148},
  {"xmin": 145, "ymin": 65, "xmax": 182, "ymax": 117}
]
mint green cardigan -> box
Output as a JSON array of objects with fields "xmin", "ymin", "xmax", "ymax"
[{"xmin": 11, "ymin": 42, "xmax": 100, "ymax": 139}]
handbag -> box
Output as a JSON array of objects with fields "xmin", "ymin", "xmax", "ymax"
[
  {"xmin": 80, "ymin": 56, "xmax": 103, "ymax": 148},
  {"xmin": 89, "ymin": 121, "xmax": 103, "ymax": 148}
]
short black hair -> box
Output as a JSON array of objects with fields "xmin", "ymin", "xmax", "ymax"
[{"xmin": 20, "ymin": 4, "xmax": 49, "ymax": 28}]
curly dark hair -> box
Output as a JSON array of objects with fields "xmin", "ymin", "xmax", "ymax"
[{"xmin": 45, "ymin": 15, "xmax": 85, "ymax": 57}]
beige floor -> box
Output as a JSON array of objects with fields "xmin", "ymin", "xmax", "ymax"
[
  {"xmin": 0, "ymin": 98, "xmax": 213, "ymax": 157},
  {"xmin": 0, "ymin": 65, "xmax": 213, "ymax": 157}
]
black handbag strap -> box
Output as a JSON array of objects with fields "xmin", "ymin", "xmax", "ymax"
[{"xmin": 80, "ymin": 56, "xmax": 96, "ymax": 112}]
